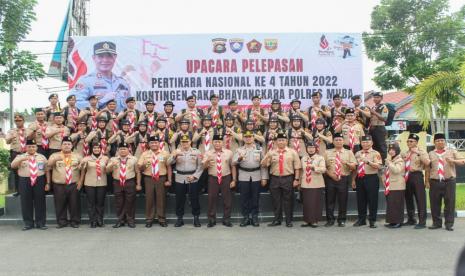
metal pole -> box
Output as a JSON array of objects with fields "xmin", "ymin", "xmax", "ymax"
[{"xmin": 8, "ymin": 54, "xmax": 13, "ymax": 129}]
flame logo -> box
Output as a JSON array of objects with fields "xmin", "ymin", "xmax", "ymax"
[{"xmin": 320, "ymin": 35, "xmax": 329, "ymax": 49}]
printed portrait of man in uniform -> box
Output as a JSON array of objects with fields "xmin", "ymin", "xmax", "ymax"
[{"xmin": 70, "ymin": 41, "xmax": 131, "ymax": 112}]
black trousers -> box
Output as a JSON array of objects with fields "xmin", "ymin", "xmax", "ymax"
[
  {"xmin": 53, "ymin": 183, "xmax": 81, "ymax": 226},
  {"xmin": 269, "ymin": 175, "xmax": 294, "ymax": 223},
  {"xmin": 175, "ymin": 181, "xmax": 200, "ymax": 217},
  {"xmin": 84, "ymin": 186, "xmax": 106, "ymax": 224},
  {"xmin": 429, "ymin": 178, "xmax": 456, "ymax": 227},
  {"xmin": 405, "ymin": 171, "xmax": 427, "ymax": 225},
  {"xmin": 369, "ymin": 126, "xmax": 387, "ymax": 162},
  {"xmin": 113, "ymin": 178, "xmax": 136, "ymax": 224},
  {"xmin": 239, "ymin": 178, "xmax": 260, "ymax": 218},
  {"xmin": 355, "ymin": 174, "xmax": 380, "ymax": 222},
  {"xmin": 325, "ymin": 175, "xmax": 349, "ymax": 222},
  {"xmin": 18, "ymin": 176, "xmax": 46, "ymax": 227},
  {"xmin": 9, "ymin": 150, "xmax": 20, "ymax": 192}
]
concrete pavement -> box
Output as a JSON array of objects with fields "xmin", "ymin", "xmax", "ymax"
[{"xmin": 1, "ymin": 219, "xmax": 465, "ymax": 275}]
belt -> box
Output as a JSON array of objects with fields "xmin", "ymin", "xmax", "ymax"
[
  {"xmin": 177, "ymin": 170, "xmax": 196, "ymax": 175},
  {"xmin": 409, "ymin": 171, "xmax": 424, "ymax": 174},
  {"xmin": 238, "ymin": 166, "xmax": 261, "ymax": 172},
  {"xmin": 371, "ymin": 125, "xmax": 385, "ymax": 127},
  {"xmin": 271, "ymin": 174, "xmax": 293, "ymax": 178}
]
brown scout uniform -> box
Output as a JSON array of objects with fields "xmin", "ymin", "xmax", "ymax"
[
  {"xmin": 384, "ymin": 155, "xmax": 406, "ymax": 224},
  {"xmin": 300, "ymin": 154, "xmax": 327, "ymax": 225},
  {"xmin": 45, "ymin": 125, "xmax": 71, "ymax": 151}
]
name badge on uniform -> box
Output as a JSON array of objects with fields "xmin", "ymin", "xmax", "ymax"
[
  {"xmin": 38, "ymin": 162, "xmax": 45, "ymax": 171},
  {"xmin": 158, "ymin": 156, "xmax": 164, "ymax": 162}
]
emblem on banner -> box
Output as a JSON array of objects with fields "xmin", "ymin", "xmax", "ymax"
[
  {"xmin": 212, "ymin": 38, "xmax": 227, "ymax": 53},
  {"xmin": 319, "ymin": 35, "xmax": 329, "ymax": 49},
  {"xmin": 334, "ymin": 35, "xmax": 357, "ymax": 59},
  {"xmin": 246, "ymin": 39, "xmax": 262, "ymax": 53},
  {"xmin": 264, "ymin": 39, "xmax": 278, "ymax": 52},
  {"xmin": 229, "ymin": 38, "xmax": 244, "ymax": 53},
  {"xmin": 318, "ymin": 34, "xmax": 335, "ymax": 57}
]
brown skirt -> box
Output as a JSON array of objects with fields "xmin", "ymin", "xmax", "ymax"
[
  {"xmin": 302, "ymin": 188, "xmax": 324, "ymax": 224},
  {"xmin": 386, "ymin": 190, "xmax": 405, "ymax": 224}
]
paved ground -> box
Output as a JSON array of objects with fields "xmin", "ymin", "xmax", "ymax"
[{"xmin": 1, "ymin": 219, "xmax": 465, "ymax": 276}]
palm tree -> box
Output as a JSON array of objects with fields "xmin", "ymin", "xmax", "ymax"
[{"xmin": 413, "ymin": 61, "xmax": 465, "ymax": 138}]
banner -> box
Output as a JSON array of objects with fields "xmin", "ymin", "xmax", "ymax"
[{"xmin": 68, "ymin": 33, "xmax": 363, "ymax": 112}]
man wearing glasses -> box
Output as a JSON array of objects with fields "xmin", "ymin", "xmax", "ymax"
[{"xmin": 6, "ymin": 114, "xmax": 28, "ymax": 196}]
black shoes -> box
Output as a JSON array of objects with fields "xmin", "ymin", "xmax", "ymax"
[
  {"xmin": 13, "ymin": 192, "xmax": 20, "ymax": 197},
  {"xmin": 207, "ymin": 220, "xmax": 216, "ymax": 228},
  {"xmin": 175, "ymin": 218, "xmax": 184, "ymax": 227},
  {"xmin": 388, "ymin": 223, "xmax": 401, "ymax": 229},
  {"xmin": 36, "ymin": 225, "xmax": 48, "ymax": 230},
  {"xmin": 369, "ymin": 221, "xmax": 377, "ymax": 228},
  {"xmin": 338, "ymin": 221, "xmax": 345, "ymax": 227},
  {"xmin": 113, "ymin": 222, "xmax": 124, "ymax": 228},
  {"xmin": 22, "ymin": 226, "xmax": 33, "ymax": 231},
  {"xmin": 222, "ymin": 220, "xmax": 233, "ymax": 227},
  {"xmin": 428, "ymin": 225, "xmax": 442, "ymax": 230},
  {"xmin": 324, "ymin": 221, "xmax": 335, "ymax": 227},
  {"xmin": 251, "ymin": 217, "xmax": 259, "ymax": 227},
  {"xmin": 70, "ymin": 223, "xmax": 79, "ymax": 228},
  {"xmin": 90, "ymin": 222, "xmax": 97, "ymax": 228},
  {"xmin": 445, "ymin": 225, "xmax": 454, "ymax": 231},
  {"xmin": 159, "ymin": 221, "xmax": 168, "ymax": 227},
  {"xmin": 286, "ymin": 222, "xmax": 293, "ymax": 227},
  {"xmin": 414, "ymin": 224, "xmax": 426, "ymax": 229},
  {"xmin": 128, "ymin": 223, "xmax": 136, "ymax": 228},
  {"xmin": 193, "ymin": 216, "xmax": 201, "ymax": 227},
  {"xmin": 402, "ymin": 220, "xmax": 417, "ymax": 226},
  {"xmin": 96, "ymin": 220, "xmax": 104, "ymax": 227},
  {"xmin": 353, "ymin": 220, "xmax": 366, "ymax": 227},
  {"xmin": 240, "ymin": 217, "xmax": 251, "ymax": 227},
  {"xmin": 267, "ymin": 220, "xmax": 282, "ymax": 227},
  {"xmin": 145, "ymin": 222, "xmax": 153, "ymax": 228},
  {"xmin": 56, "ymin": 224, "xmax": 67, "ymax": 229}
]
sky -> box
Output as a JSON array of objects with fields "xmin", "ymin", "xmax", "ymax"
[{"xmin": 1, "ymin": 0, "xmax": 464, "ymax": 112}]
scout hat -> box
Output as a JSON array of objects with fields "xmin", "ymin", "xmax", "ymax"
[
  {"xmin": 212, "ymin": 134, "xmax": 223, "ymax": 141},
  {"xmin": 361, "ymin": 135, "xmax": 372, "ymax": 142},
  {"xmin": 433, "ymin": 133, "xmax": 445, "ymax": 141},
  {"xmin": 408, "ymin": 133, "xmax": 419, "ymax": 141}
]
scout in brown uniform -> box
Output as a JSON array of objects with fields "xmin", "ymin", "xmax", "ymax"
[
  {"xmin": 329, "ymin": 94, "xmax": 347, "ymax": 133},
  {"xmin": 152, "ymin": 117, "xmax": 173, "ymax": 153},
  {"xmin": 47, "ymin": 137, "xmax": 82, "ymax": 228},
  {"xmin": 98, "ymin": 99, "xmax": 120, "ymax": 135},
  {"xmin": 78, "ymin": 95, "xmax": 100, "ymax": 131},
  {"xmin": 202, "ymin": 134, "xmax": 236, "ymax": 227},
  {"xmin": 175, "ymin": 95, "xmax": 204, "ymax": 132},
  {"xmin": 222, "ymin": 113, "xmax": 242, "ymax": 152},
  {"xmin": 383, "ymin": 143, "xmax": 405, "ymax": 228},
  {"xmin": 264, "ymin": 99, "xmax": 290, "ymax": 129},
  {"xmin": 288, "ymin": 99, "xmax": 309, "ymax": 128},
  {"xmin": 159, "ymin": 101, "xmax": 177, "ymax": 131},
  {"xmin": 226, "ymin": 99, "xmax": 244, "ymax": 129},
  {"xmin": 116, "ymin": 97, "xmax": 140, "ymax": 134},
  {"xmin": 170, "ymin": 119, "xmax": 194, "ymax": 150},
  {"xmin": 353, "ymin": 135, "xmax": 382, "ymax": 228},
  {"xmin": 401, "ymin": 133, "xmax": 430, "ymax": 229},
  {"xmin": 45, "ymin": 112, "xmax": 71, "ymax": 154},
  {"xmin": 336, "ymin": 108, "xmax": 365, "ymax": 153},
  {"xmin": 85, "ymin": 117, "xmax": 112, "ymax": 156},
  {"xmin": 27, "ymin": 108, "xmax": 50, "ymax": 158},
  {"xmin": 108, "ymin": 119, "xmax": 133, "ymax": 153},
  {"xmin": 351, "ymin": 95, "xmax": 371, "ymax": 131},
  {"xmin": 287, "ymin": 115, "xmax": 312, "ymax": 157},
  {"xmin": 170, "ymin": 134, "xmax": 204, "ymax": 227},
  {"xmin": 324, "ymin": 133, "xmax": 356, "ymax": 227},
  {"xmin": 79, "ymin": 143, "xmax": 109, "ymax": 228},
  {"xmin": 138, "ymin": 135, "xmax": 173, "ymax": 227},
  {"xmin": 264, "ymin": 116, "xmax": 281, "ymax": 154},
  {"xmin": 427, "ymin": 133, "xmax": 465, "ymax": 231},
  {"xmin": 192, "ymin": 114, "xmax": 216, "ymax": 154},
  {"xmin": 138, "ymin": 100, "xmax": 158, "ymax": 133},
  {"xmin": 308, "ymin": 91, "xmax": 331, "ymax": 130},
  {"xmin": 6, "ymin": 114, "xmax": 28, "ymax": 196},
  {"xmin": 207, "ymin": 94, "xmax": 224, "ymax": 128},
  {"xmin": 369, "ymin": 92, "xmax": 389, "ymax": 162},
  {"xmin": 107, "ymin": 142, "xmax": 141, "ymax": 228},
  {"xmin": 310, "ymin": 118, "xmax": 332, "ymax": 156},
  {"xmin": 70, "ymin": 119, "xmax": 91, "ymax": 158},
  {"xmin": 261, "ymin": 130, "xmax": 301, "ymax": 227},
  {"xmin": 300, "ymin": 141, "xmax": 326, "ymax": 228},
  {"xmin": 233, "ymin": 131, "xmax": 268, "ymax": 227},
  {"xmin": 11, "ymin": 140, "xmax": 49, "ymax": 230},
  {"xmin": 242, "ymin": 119, "xmax": 265, "ymax": 147},
  {"xmin": 44, "ymin": 93, "xmax": 61, "ymax": 123},
  {"xmin": 62, "ymin": 95, "xmax": 81, "ymax": 132},
  {"xmin": 126, "ymin": 121, "xmax": 150, "ymax": 158},
  {"xmin": 242, "ymin": 95, "xmax": 266, "ymax": 133}
]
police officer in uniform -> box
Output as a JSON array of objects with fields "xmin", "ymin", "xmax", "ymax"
[
  {"xmin": 11, "ymin": 140, "xmax": 49, "ymax": 230},
  {"xmin": 70, "ymin": 41, "xmax": 130, "ymax": 111},
  {"xmin": 170, "ymin": 134, "xmax": 204, "ymax": 227},
  {"xmin": 233, "ymin": 130, "xmax": 268, "ymax": 227},
  {"xmin": 353, "ymin": 135, "xmax": 382, "ymax": 228}
]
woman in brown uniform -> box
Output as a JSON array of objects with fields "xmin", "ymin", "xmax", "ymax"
[
  {"xmin": 300, "ymin": 141, "xmax": 326, "ymax": 227},
  {"xmin": 70, "ymin": 119, "xmax": 90, "ymax": 158},
  {"xmin": 384, "ymin": 143, "xmax": 406, "ymax": 229},
  {"xmin": 79, "ymin": 143, "xmax": 109, "ymax": 228}
]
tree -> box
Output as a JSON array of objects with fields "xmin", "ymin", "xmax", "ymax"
[
  {"xmin": 0, "ymin": 0, "xmax": 45, "ymax": 127},
  {"xmin": 413, "ymin": 60, "xmax": 465, "ymax": 137},
  {"xmin": 363, "ymin": 0, "xmax": 465, "ymax": 90}
]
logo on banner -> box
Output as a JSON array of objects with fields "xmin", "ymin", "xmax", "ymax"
[
  {"xmin": 212, "ymin": 38, "xmax": 227, "ymax": 53},
  {"xmin": 264, "ymin": 39, "xmax": 278, "ymax": 52},
  {"xmin": 247, "ymin": 39, "xmax": 262, "ymax": 53},
  {"xmin": 229, "ymin": 38, "xmax": 244, "ymax": 53},
  {"xmin": 334, "ymin": 35, "xmax": 358, "ymax": 59},
  {"xmin": 318, "ymin": 34, "xmax": 335, "ymax": 57}
]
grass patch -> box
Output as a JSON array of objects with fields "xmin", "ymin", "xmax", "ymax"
[
  {"xmin": 426, "ymin": 183, "xmax": 465, "ymax": 210},
  {"xmin": 0, "ymin": 194, "xmax": 4, "ymax": 208}
]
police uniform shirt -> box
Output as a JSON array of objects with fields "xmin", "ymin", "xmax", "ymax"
[
  {"xmin": 6, "ymin": 128, "xmax": 27, "ymax": 152},
  {"xmin": 26, "ymin": 121, "xmax": 48, "ymax": 147},
  {"xmin": 325, "ymin": 148, "xmax": 356, "ymax": 176},
  {"xmin": 193, "ymin": 127, "xmax": 216, "ymax": 154},
  {"xmin": 45, "ymin": 125, "xmax": 71, "ymax": 150},
  {"xmin": 341, "ymin": 122, "xmax": 365, "ymax": 146},
  {"xmin": 264, "ymin": 147, "xmax": 301, "ymax": 177},
  {"xmin": 107, "ymin": 156, "xmax": 138, "ymax": 180},
  {"xmin": 300, "ymin": 154, "xmax": 326, "ymax": 188},
  {"xmin": 401, "ymin": 148, "xmax": 430, "ymax": 172},
  {"xmin": 70, "ymin": 72, "xmax": 130, "ymax": 112},
  {"xmin": 171, "ymin": 148, "xmax": 204, "ymax": 184},
  {"xmin": 80, "ymin": 155, "xmax": 109, "ymax": 187},
  {"xmin": 383, "ymin": 155, "xmax": 405, "ymax": 190},
  {"xmin": 428, "ymin": 148, "xmax": 461, "ymax": 180},
  {"xmin": 354, "ymin": 148, "xmax": 383, "ymax": 175},
  {"xmin": 138, "ymin": 150, "xmax": 172, "ymax": 177},
  {"xmin": 233, "ymin": 144, "xmax": 268, "ymax": 182},
  {"xmin": 370, "ymin": 104, "xmax": 389, "ymax": 126},
  {"xmin": 202, "ymin": 149, "xmax": 234, "ymax": 177},
  {"xmin": 48, "ymin": 152, "xmax": 82, "ymax": 184},
  {"xmin": 12, "ymin": 153, "xmax": 48, "ymax": 177}
]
